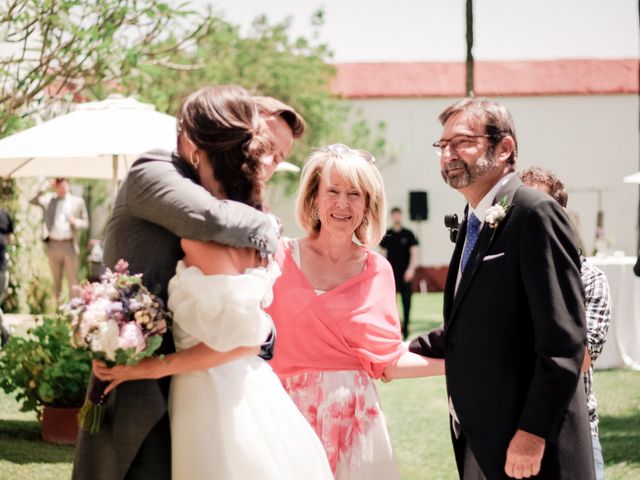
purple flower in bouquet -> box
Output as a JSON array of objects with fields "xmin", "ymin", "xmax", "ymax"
[{"xmin": 64, "ymin": 259, "xmax": 170, "ymax": 433}]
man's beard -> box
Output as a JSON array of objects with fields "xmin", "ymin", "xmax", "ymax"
[{"xmin": 440, "ymin": 152, "xmax": 499, "ymax": 189}]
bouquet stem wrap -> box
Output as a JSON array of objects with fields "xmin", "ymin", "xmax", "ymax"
[
  {"xmin": 77, "ymin": 376, "xmax": 111, "ymax": 433},
  {"xmin": 65, "ymin": 260, "xmax": 169, "ymax": 435}
]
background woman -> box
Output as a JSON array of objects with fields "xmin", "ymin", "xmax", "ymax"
[{"xmin": 267, "ymin": 144, "xmax": 444, "ymax": 480}]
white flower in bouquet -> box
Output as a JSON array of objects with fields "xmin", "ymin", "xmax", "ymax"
[
  {"xmin": 78, "ymin": 307, "xmax": 107, "ymax": 341},
  {"xmin": 87, "ymin": 319, "xmax": 120, "ymax": 361},
  {"xmin": 118, "ymin": 322, "xmax": 146, "ymax": 352}
]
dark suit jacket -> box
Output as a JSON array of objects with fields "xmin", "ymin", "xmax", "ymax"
[
  {"xmin": 410, "ymin": 176, "xmax": 594, "ymax": 480},
  {"xmin": 72, "ymin": 150, "xmax": 278, "ymax": 480}
]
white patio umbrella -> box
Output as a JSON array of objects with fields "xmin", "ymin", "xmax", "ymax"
[
  {"xmin": 0, "ymin": 94, "xmax": 177, "ymax": 191},
  {"xmin": 623, "ymin": 172, "xmax": 640, "ymax": 184}
]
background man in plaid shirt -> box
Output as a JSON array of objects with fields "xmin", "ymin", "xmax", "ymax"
[{"xmin": 521, "ymin": 166, "xmax": 611, "ymax": 480}]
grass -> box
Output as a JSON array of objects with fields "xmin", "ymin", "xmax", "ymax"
[
  {"xmin": 0, "ymin": 392, "xmax": 74, "ymax": 480},
  {"xmin": 0, "ymin": 293, "xmax": 638, "ymax": 479}
]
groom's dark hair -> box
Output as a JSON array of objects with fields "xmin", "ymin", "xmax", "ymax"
[
  {"xmin": 253, "ymin": 96, "xmax": 306, "ymax": 138},
  {"xmin": 439, "ymin": 98, "xmax": 518, "ymax": 166}
]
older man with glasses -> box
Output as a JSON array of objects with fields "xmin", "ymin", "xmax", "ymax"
[{"xmin": 410, "ymin": 98, "xmax": 595, "ymax": 480}]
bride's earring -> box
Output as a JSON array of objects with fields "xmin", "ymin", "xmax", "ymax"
[{"xmin": 190, "ymin": 151, "xmax": 200, "ymax": 169}]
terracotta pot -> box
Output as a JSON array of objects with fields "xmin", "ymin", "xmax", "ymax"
[{"xmin": 41, "ymin": 406, "xmax": 80, "ymax": 445}]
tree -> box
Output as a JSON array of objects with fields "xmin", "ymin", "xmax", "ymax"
[
  {"xmin": 0, "ymin": 0, "xmax": 209, "ymax": 138},
  {"xmin": 0, "ymin": 0, "xmax": 210, "ymax": 312},
  {"xmin": 1, "ymin": 4, "xmax": 387, "ymax": 313},
  {"xmin": 117, "ymin": 10, "xmax": 387, "ymax": 170}
]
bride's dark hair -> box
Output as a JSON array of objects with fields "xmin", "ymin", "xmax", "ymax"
[{"xmin": 177, "ymin": 85, "xmax": 269, "ymax": 210}]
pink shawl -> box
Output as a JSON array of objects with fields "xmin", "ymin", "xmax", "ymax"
[{"xmin": 267, "ymin": 239, "xmax": 406, "ymax": 379}]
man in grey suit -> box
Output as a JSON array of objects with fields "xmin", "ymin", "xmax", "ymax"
[
  {"xmin": 29, "ymin": 177, "xmax": 89, "ymax": 300},
  {"xmin": 72, "ymin": 91, "xmax": 305, "ymax": 480}
]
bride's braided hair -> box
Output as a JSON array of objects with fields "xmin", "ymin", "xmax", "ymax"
[{"xmin": 177, "ymin": 85, "xmax": 269, "ymax": 210}]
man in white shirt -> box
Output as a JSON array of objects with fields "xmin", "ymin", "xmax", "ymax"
[{"xmin": 30, "ymin": 177, "xmax": 88, "ymax": 300}]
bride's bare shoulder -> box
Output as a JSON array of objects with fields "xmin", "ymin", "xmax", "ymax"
[{"xmin": 181, "ymin": 239, "xmax": 258, "ymax": 275}]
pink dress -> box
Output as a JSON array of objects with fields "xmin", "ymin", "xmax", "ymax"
[{"xmin": 267, "ymin": 239, "xmax": 406, "ymax": 480}]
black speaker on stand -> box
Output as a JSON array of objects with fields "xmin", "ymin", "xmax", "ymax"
[
  {"xmin": 409, "ymin": 191, "xmax": 428, "ymax": 221},
  {"xmin": 408, "ymin": 191, "xmax": 428, "ymax": 279}
]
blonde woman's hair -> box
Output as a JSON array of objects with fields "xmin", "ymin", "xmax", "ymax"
[{"xmin": 295, "ymin": 144, "xmax": 386, "ymax": 246}]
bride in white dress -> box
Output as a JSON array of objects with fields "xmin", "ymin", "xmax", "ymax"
[
  {"xmin": 166, "ymin": 239, "xmax": 332, "ymax": 479},
  {"xmin": 95, "ymin": 240, "xmax": 332, "ymax": 480},
  {"xmin": 92, "ymin": 85, "xmax": 332, "ymax": 480}
]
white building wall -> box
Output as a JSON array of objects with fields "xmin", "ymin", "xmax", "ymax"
[{"xmin": 269, "ymin": 94, "xmax": 639, "ymax": 266}]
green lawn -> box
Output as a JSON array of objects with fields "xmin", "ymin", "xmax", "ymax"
[
  {"xmin": 0, "ymin": 293, "xmax": 638, "ymax": 479},
  {"xmin": 0, "ymin": 392, "xmax": 74, "ymax": 480}
]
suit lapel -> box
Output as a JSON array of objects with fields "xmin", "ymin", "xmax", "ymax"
[{"xmin": 447, "ymin": 176, "xmax": 524, "ymax": 326}]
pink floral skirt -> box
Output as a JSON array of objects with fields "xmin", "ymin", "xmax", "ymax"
[{"xmin": 281, "ymin": 370, "xmax": 400, "ymax": 480}]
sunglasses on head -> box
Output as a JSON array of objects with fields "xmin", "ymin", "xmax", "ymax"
[{"xmin": 324, "ymin": 143, "xmax": 376, "ymax": 164}]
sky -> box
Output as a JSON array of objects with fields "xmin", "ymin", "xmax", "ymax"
[{"xmin": 189, "ymin": 0, "xmax": 640, "ymax": 62}]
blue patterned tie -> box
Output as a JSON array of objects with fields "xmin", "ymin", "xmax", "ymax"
[{"xmin": 461, "ymin": 213, "xmax": 481, "ymax": 272}]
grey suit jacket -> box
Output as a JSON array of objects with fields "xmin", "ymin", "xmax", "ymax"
[
  {"xmin": 29, "ymin": 190, "xmax": 89, "ymax": 254},
  {"xmin": 72, "ymin": 150, "xmax": 278, "ymax": 480}
]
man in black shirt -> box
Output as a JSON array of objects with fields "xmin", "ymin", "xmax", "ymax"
[
  {"xmin": 0, "ymin": 208, "xmax": 14, "ymax": 346},
  {"xmin": 380, "ymin": 207, "xmax": 419, "ymax": 339}
]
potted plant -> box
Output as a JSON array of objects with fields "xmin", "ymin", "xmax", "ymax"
[{"xmin": 0, "ymin": 315, "xmax": 91, "ymax": 445}]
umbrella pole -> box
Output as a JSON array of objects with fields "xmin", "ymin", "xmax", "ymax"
[{"xmin": 112, "ymin": 154, "xmax": 119, "ymax": 201}]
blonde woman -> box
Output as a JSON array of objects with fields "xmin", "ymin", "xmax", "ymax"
[{"xmin": 267, "ymin": 144, "xmax": 444, "ymax": 480}]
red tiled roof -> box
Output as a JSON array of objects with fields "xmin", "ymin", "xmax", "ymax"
[{"xmin": 331, "ymin": 59, "xmax": 639, "ymax": 98}]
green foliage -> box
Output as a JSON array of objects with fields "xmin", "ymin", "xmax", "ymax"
[
  {"xmin": 1, "ymin": 3, "xmax": 389, "ymax": 311},
  {"xmin": 1, "ymin": 178, "xmax": 54, "ymax": 314},
  {"xmin": 119, "ymin": 10, "xmax": 387, "ymax": 181},
  {"xmin": 0, "ymin": 0, "xmax": 212, "ymax": 311},
  {"xmin": 0, "ymin": 0, "xmax": 211, "ymax": 138},
  {"xmin": 0, "ymin": 316, "xmax": 91, "ymax": 417}
]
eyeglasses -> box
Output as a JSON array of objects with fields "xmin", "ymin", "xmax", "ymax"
[
  {"xmin": 324, "ymin": 143, "xmax": 376, "ymax": 164},
  {"xmin": 432, "ymin": 134, "xmax": 490, "ymax": 157}
]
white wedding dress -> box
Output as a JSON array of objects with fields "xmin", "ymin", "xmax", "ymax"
[{"xmin": 167, "ymin": 260, "xmax": 333, "ymax": 480}]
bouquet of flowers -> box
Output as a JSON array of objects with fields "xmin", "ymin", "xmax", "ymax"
[{"xmin": 64, "ymin": 259, "xmax": 169, "ymax": 433}]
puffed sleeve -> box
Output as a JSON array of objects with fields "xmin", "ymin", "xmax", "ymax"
[
  {"xmin": 340, "ymin": 254, "xmax": 407, "ymax": 378},
  {"xmin": 167, "ymin": 261, "xmax": 277, "ymax": 352}
]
